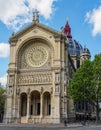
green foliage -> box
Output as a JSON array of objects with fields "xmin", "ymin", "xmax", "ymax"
[
  {"xmin": 0, "ymin": 83, "xmax": 5, "ymax": 112},
  {"xmin": 68, "ymin": 54, "xmax": 101, "ymax": 122},
  {"xmin": 68, "ymin": 59, "xmax": 93, "ymax": 102},
  {"xmin": 93, "ymin": 54, "xmax": 101, "ymax": 101}
]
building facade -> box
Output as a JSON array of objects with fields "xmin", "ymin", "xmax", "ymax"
[{"xmin": 4, "ymin": 11, "xmax": 90, "ymax": 123}]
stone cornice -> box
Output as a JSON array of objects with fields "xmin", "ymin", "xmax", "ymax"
[
  {"xmin": 8, "ymin": 68, "xmax": 18, "ymax": 74},
  {"xmin": 9, "ymin": 38, "xmax": 18, "ymax": 46},
  {"xmin": 54, "ymin": 35, "xmax": 61, "ymax": 42}
]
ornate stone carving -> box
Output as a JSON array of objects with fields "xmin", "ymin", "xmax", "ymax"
[
  {"xmin": 18, "ymin": 85, "xmax": 52, "ymax": 95},
  {"xmin": 16, "ymin": 87, "xmax": 20, "ymax": 95},
  {"xmin": 25, "ymin": 45, "xmax": 48, "ymax": 67},
  {"xmin": 55, "ymin": 73, "xmax": 60, "ymax": 84},
  {"xmin": 9, "ymin": 38, "xmax": 18, "ymax": 46},
  {"xmin": 51, "ymin": 87, "xmax": 53, "ymax": 94},
  {"xmin": 54, "ymin": 35, "xmax": 60, "ymax": 42},
  {"xmin": 55, "ymin": 85, "xmax": 59, "ymax": 92},
  {"xmin": 33, "ymin": 29, "xmax": 38, "ymax": 33},
  {"xmin": 40, "ymin": 87, "xmax": 43, "ymax": 94},
  {"xmin": 17, "ymin": 42, "xmax": 51, "ymax": 69},
  {"xmin": 9, "ymin": 75, "xmax": 14, "ymax": 85},
  {"xmin": 27, "ymin": 88, "xmax": 30, "ymax": 95},
  {"xmin": 8, "ymin": 86, "xmax": 13, "ymax": 95},
  {"xmin": 17, "ymin": 72, "xmax": 52, "ymax": 85}
]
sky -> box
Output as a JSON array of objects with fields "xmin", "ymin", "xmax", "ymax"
[{"xmin": 0, "ymin": 0, "xmax": 101, "ymax": 87}]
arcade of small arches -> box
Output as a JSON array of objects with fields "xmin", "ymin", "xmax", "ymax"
[{"xmin": 19, "ymin": 90, "xmax": 51, "ymax": 118}]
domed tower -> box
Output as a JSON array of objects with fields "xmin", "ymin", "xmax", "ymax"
[
  {"xmin": 64, "ymin": 21, "xmax": 83, "ymax": 69},
  {"xmin": 80, "ymin": 46, "xmax": 91, "ymax": 64},
  {"xmin": 63, "ymin": 20, "xmax": 91, "ymax": 69}
]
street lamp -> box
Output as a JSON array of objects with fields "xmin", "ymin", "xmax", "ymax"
[
  {"xmin": 83, "ymin": 86, "xmax": 85, "ymax": 125},
  {"xmin": 61, "ymin": 95, "xmax": 69, "ymax": 123}
]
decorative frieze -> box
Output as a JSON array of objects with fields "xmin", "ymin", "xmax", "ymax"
[
  {"xmin": 17, "ymin": 72, "xmax": 52, "ymax": 85},
  {"xmin": 17, "ymin": 85, "xmax": 53, "ymax": 94}
]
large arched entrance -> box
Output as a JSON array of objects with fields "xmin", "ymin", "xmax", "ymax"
[
  {"xmin": 30, "ymin": 91, "xmax": 40, "ymax": 116},
  {"xmin": 20, "ymin": 93, "xmax": 27, "ymax": 116},
  {"xmin": 43, "ymin": 92, "xmax": 51, "ymax": 116}
]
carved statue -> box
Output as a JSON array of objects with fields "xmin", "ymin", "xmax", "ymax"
[
  {"xmin": 33, "ymin": 9, "xmax": 39, "ymax": 22},
  {"xmin": 16, "ymin": 87, "xmax": 20, "ymax": 95}
]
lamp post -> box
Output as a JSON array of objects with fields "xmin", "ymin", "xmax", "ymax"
[
  {"xmin": 83, "ymin": 85, "xmax": 86, "ymax": 125},
  {"xmin": 61, "ymin": 96, "xmax": 69, "ymax": 123}
]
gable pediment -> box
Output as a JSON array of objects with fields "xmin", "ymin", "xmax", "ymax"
[{"xmin": 9, "ymin": 22, "xmax": 62, "ymax": 43}]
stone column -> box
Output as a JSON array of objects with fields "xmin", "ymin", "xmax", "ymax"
[
  {"xmin": 17, "ymin": 95, "xmax": 20, "ymax": 118},
  {"xmin": 27, "ymin": 95, "xmax": 31, "ymax": 119},
  {"xmin": 5, "ymin": 95, "xmax": 13, "ymax": 123},
  {"xmin": 17, "ymin": 95, "xmax": 21, "ymax": 123},
  {"xmin": 40, "ymin": 94, "xmax": 43, "ymax": 118},
  {"xmin": 13, "ymin": 74, "xmax": 17, "ymax": 118}
]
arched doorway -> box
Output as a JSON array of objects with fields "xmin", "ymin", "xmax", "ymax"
[
  {"xmin": 20, "ymin": 93, "xmax": 27, "ymax": 116},
  {"xmin": 43, "ymin": 92, "xmax": 51, "ymax": 116},
  {"xmin": 30, "ymin": 91, "xmax": 40, "ymax": 116}
]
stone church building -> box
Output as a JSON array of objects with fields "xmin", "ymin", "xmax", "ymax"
[{"xmin": 4, "ymin": 11, "xmax": 90, "ymax": 123}]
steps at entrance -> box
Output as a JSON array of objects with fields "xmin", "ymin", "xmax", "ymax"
[{"xmin": 21, "ymin": 117, "xmax": 27, "ymax": 123}]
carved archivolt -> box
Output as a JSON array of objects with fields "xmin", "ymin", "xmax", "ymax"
[
  {"xmin": 18, "ymin": 42, "xmax": 51, "ymax": 69},
  {"xmin": 16, "ymin": 38, "xmax": 54, "ymax": 69},
  {"xmin": 18, "ymin": 85, "xmax": 53, "ymax": 95}
]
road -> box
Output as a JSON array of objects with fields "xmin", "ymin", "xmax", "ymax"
[
  {"xmin": 0, "ymin": 125, "xmax": 101, "ymax": 130},
  {"xmin": 67, "ymin": 126, "xmax": 101, "ymax": 130}
]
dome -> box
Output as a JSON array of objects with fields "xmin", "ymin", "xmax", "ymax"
[
  {"xmin": 64, "ymin": 21, "xmax": 90, "ymax": 56},
  {"xmin": 67, "ymin": 38, "xmax": 83, "ymax": 56},
  {"xmin": 82, "ymin": 47, "xmax": 90, "ymax": 54}
]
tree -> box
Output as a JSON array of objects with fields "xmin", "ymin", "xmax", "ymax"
[
  {"xmin": 68, "ymin": 59, "xmax": 93, "ymax": 102},
  {"xmin": 92, "ymin": 54, "xmax": 101, "ymax": 122},
  {"xmin": 68, "ymin": 54, "xmax": 101, "ymax": 123}
]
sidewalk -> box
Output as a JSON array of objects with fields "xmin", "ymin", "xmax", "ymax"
[{"xmin": 0, "ymin": 123, "xmax": 83, "ymax": 128}]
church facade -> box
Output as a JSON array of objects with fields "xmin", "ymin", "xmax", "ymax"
[{"xmin": 4, "ymin": 11, "xmax": 90, "ymax": 124}]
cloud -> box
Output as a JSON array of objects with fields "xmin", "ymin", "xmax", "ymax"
[
  {"xmin": 0, "ymin": 74, "xmax": 7, "ymax": 87},
  {"xmin": 85, "ymin": 6, "xmax": 101, "ymax": 36},
  {"xmin": 0, "ymin": 43, "xmax": 10, "ymax": 57},
  {"xmin": 0, "ymin": 0, "xmax": 58, "ymax": 31}
]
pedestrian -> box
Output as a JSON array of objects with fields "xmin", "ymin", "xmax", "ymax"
[{"xmin": 64, "ymin": 119, "xmax": 67, "ymax": 126}]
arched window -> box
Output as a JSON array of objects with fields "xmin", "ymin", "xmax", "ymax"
[
  {"xmin": 20, "ymin": 93, "xmax": 27, "ymax": 116},
  {"xmin": 43, "ymin": 92, "xmax": 51, "ymax": 116},
  {"xmin": 30, "ymin": 91, "xmax": 40, "ymax": 116}
]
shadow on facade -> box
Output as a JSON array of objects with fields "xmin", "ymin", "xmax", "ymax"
[{"xmin": 0, "ymin": 111, "xmax": 4, "ymax": 123}]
